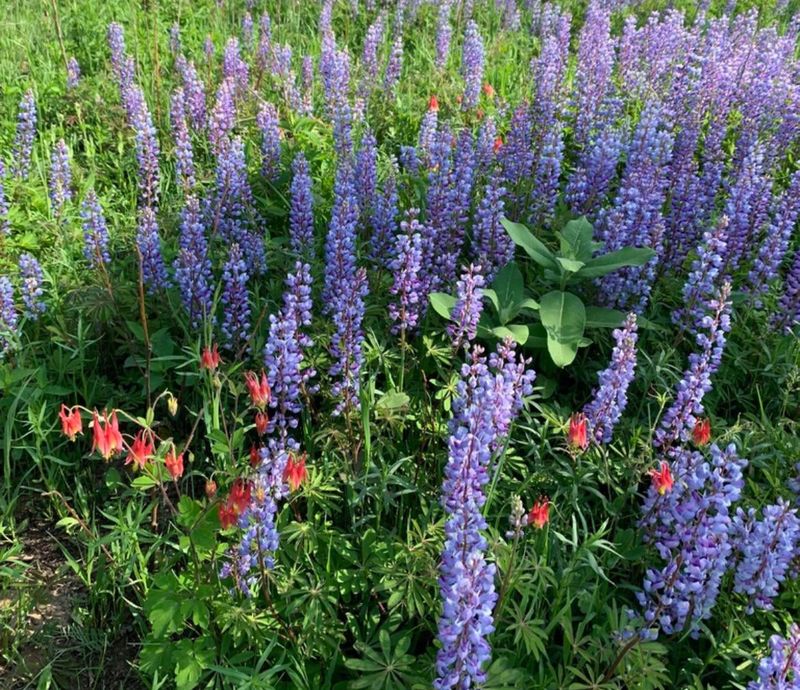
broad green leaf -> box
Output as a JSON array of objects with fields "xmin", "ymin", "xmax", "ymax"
[
  {"xmin": 538, "ymin": 291, "xmax": 586, "ymax": 367},
  {"xmin": 131, "ymin": 474, "xmax": 158, "ymax": 491},
  {"xmin": 555, "ymin": 256, "xmax": 585, "ymax": 274},
  {"xmin": 525, "ymin": 323, "xmax": 548, "ymax": 348},
  {"xmin": 557, "ymin": 216, "xmax": 597, "ymax": 261},
  {"xmin": 375, "ymin": 390, "xmax": 410, "ymax": 410},
  {"xmin": 482, "ymin": 288, "xmax": 500, "ymax": 314},
  {"xmin": 491, "ymin": 262, "xmax": 525, "ymax": 323},
  {"xmin": 429, "ymin": 292, "xmax": 457, "ymax": 320},
  {"xmin": 519, "ymin": 297, "xmax": 539, "ymax": 311},
  {"xmin": 501, "ymin": 217, "xmax": 557, "ymax": 270},
  {"xmin": 491, "ymin": 324, "xmax": 529, "ymax": 345},
  {"xmin": 584, "ymin": 306, "xmax": 627, "ymax": 329},
  {"xmin": 577, "ymin": 246, "xmax": 656, "ymax": 278}
]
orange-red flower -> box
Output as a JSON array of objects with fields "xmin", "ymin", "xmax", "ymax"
[
  {"xmin": 493, "ymin": 136, "xmax": 503, "ymax": 153},
  {"xmin": 219, "ymin": 503, "xmax": 236, "ymax": 529},
  {"xmin": 693, "ymin": 418, "xmax": 711, "ymax": 446},
  {"xmin": 59, "ymin": 404, "xmax": 83, "ymax": 441},
  {"xmin": 91, "ymin": 410, "xmax": 124, "ymax": 460},
  {"xmin": 200, "ymin": 343, "xmax": 222, "ymax": 371},
  {"xmin": 165, "ymin": 447, "xmax": 184, "ymax": 479},
  {"xmin": 482, "ymin": 82, "xmax": 495, "ymax": 98},
  {"xmin": 250, "ymin": 444, "xmax": 262, "ymax": 468},
  {"xmin": 283, "ymin": 452, "xmax": 308, "ymax": 492},
  {"xmin": 567, "ymin": 413, "xmax": 589, "ymax": 451},
  {"xmin": 649, "ymin": 461, "xmax": 674, "ymax": 495},
  {"xmin": 255, "ymin": 411, "xmax": 269, "ymax": 436},
  {"xmin": 244, "ymin": 370, "xmax": 271, "ymax": 409},
  {"xmin": 205, "ymin": 479, "xmax": 218, "ymax": 499},
  {"xmin": 125, "ymin": 429, "xmax": 155, "ymax": 470},
  {"xmin": 428, "ymin": 94, "xmax": 439, "ymax": 112},
  {"xmin": 218, "ymin": 479, "xmax": 252, "ymax": 529},
  {"xmin": 528, "ymin": 497, "xmax": 550, "ymax": 529}
]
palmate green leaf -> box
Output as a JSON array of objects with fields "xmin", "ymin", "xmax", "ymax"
[
  {"xmin": 538, "ymin": 291, "xmax": 587, "ymax": 367},
  {"xmin": 429, "ymin": 292, "xmax": 457, "ymax": 320},
  {"xmin": 501, "ymin": 217, "xmax": 558, "ymax": 270},
  {"xmin": 576, "ymin": 246, "xmax": 657, "ymax": 279}
]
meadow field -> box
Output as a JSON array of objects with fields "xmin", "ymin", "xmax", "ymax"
[{"xmin": 1, "ymin": 0, "xmax": 800, "ymax": 687}]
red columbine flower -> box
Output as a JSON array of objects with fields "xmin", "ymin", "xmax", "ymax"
[
  {"xmin": 283, "ymin": 452, "xmax": 308, "ymax": 492},
  {"xmin": 91, "ymin": 410, "xmax": 124, "ymax": 460},
  {"xmin": 205, "ymin": 479, "xmax": 217, "ymax": 499},
  {"xmin": 219, "ymin": 503, "xmax": 236, "ymax": 529},
  {"xmin": 250, "ymin": 444, "xmax": 261, "ymax": 468},
  {"xmin": 255, "ymin": 411, "xmax": 269, "ymax": 436},
  {"xmin": 482, "ymin": 82, "xmax": 495, "ymax": 98},
  {"xmin": 244, "ymin": 370, "xmax": 271, "ymax": 409},
  {"xmin": 165, "ymin": 447, "xmax": 184, "ymax": 479},
  {"xmin": 693, "ymin": 418, "xmax": 711, "ymax": 446},
  {"xmin": 528, "ymin": 497, "xmax": 550, "ymax": 529},
  {"xmin": 230, "ymin": 479, "xmax": 252, "ymax": 514},
  {"xmin": 649, "ymin": 461, "xmax": 674, "ymax": 495},
  {"xmin": 493, "ymin": 136, "xmax": 503, "ymax": 153},
  {"xmin": 200, "ymin": 343, "xmax": 222, "ymax": 371},
  {"xmin": 567, "ymin": 413, "xmax": 589, "ymax": 451},
  {"xmin": 59, "ymin": 404, "xmax": 83, "ymax": 441},
  {"xmin": 428, "ymin": 94, "xmax": 439, "ymax": 111},
  {"xmin": 125, "ymin": 429, "xmax": 155, "ymax": 470}
]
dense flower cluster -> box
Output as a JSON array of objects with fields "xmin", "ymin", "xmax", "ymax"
[
  {"xmin": 748, "ymin": 625, "xmax": 800, "ymax": 690},
  {"xmin": 18, "ymin": 253, "xmax": 45, "ymax": 320},
  {"xmin": 174, "ymin": 195, "xmax": 213, "ymax": 326},
  {"xmin": 66, "ymin": 57, "xmax": 80, "ymax": 89},
  {"xmin": 80, "ymin": 190, "xmax": 111, "ymax": 268},
  {"xmin": 49, "ymin": 140, "xmax": 72, "ymax": 217},
  {"xmin": 256, "ymin": 102, "xmax": 281, "ymax": 181},
  {"xmin": 0, "ymin": 277, "xmax": 18, "ymax": 359},
  {"xmin": 461, "ymin": 21, "xmax": 484, "ymax": 110},
  {"xmin": 448, "ymin": 265, "xmax": 485, "ymax": 351},
  {"xmin": 582, "ymin": 313, "xmax": 638, "ymax": 445},
  {"xmin": 388, "ymin": 210, "xmax": 425, "ymax": 335},
  {"xmin": 170, "ymin": 89, "xmax": 195, "ymax": 191},
  {"xmin": 12, "ymin": 90, "xmax": 36, "ymax": 181},
  {"xmin": 221, "ymin": 243, "xmax": 252, "ymax": 351},
  {"xmin": 0, "ymin": 161, "xmax": 9, "ymax": 236},
  {"xmin": 435, "ymin": 342, "xmax": 534, "ymax": 689},
  {"xmin": 289, "ymin": 153, "xmax": 315, "ymax": 256}
]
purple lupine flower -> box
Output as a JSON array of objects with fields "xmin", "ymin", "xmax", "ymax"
[
  {"xmin": 774, "ymin": 248, "xmax": 800, "ymax": 335},
  {"xmin": 136, "ymin": 206, "xmax": 169, "ymax": 292},
  {"xmin": 220, "ymin": 443, "xmax": 290, "ymax": 596},
  {"xmin": 203, "ymin": 35, "xmax": 214, "ymax": 64},
  {"xmin": 499, "ymin": 105, "xmax": 533, "ymax": 209},
  {"xmin": 748, "ymin": 625, "xmax": 800, "ymax": 690},
  {"xmin": 672, "ymin": 219, "xmax": 728, "ymax": 336},
  {"xmin": 123, "ymin": 85, "xmax": 160, "ymax": 207},
  {"xmin": 80, "ymin": 190, "xmax": 111, "ymax": 267},
  {"xmin": 473, "ymin": 180, "xmax": 511, "ymax": 282},
  {"xmin": 370, "ymin": 159, "xmax": 399, "ymax": 264},
  {"xmin": 108, "ymin": 22, "xmax": 128, "ymax": 83},
  {"xmin": 300, "ymin": 55, "xmax": 314, "ymax": 114},
  {"xmin": 389, "ymin": 210, "xmax": 425, "ymax": 335},
  {"xmin": 169, "ymin": 22, "xmax": 181, "ymax": 54},
  {"xmin": 748, "ymin": 168, "xmax": 800, "ymax": 302},
  {"xmin": 256, "ymin": 13, "xmax": 272, "ymax": 73},
  {"xmin": 434, "ymin": 0, "xmax": 452, "ymax": 71},
  {"xmin": 732, "ymin": 499, "xmax": 800, "ymax": 613},
  {"xmin": 321, "ymin": 47, "xmax": 351, "ymax": 116},
  {"xmin": 418, "ymin": 105, "xmax": 439, "ymax": 166},
  {"xmin": 177, "ymin": 57, "xmax": 207, "ymax": 130},
  {"xmin": 598, "ymin": 101, "xmax": 674, "ymax": 312},
  {"xmin": 360, "ymin": 12, "xmax": 385, "ymax": 99},
  {"xmin": 399, "ymin": 145, "xmax": 419, "ymax": 175},
  {"xmin": 476, "ymin": 117, "xmax": 497, "ymax": 172},
  {"xmin": 265, "ymin": 262, "xmax": 315, "ymax": 440},
  {"xmin": 655, "ymin": 281, "xmax": 732, "ymax": 451},
  {"xmin": 209, "ymin": 78, "xmax": 237, "ymax": 155},
  {"xmin": 0, "ymin": 161, "xmax": 9, "ymax": 236},
  {"xmin": 66, "ymin": 57, "xmax": 80, "ymax": 90},
  {"xmin": 720, "ymin": 141, "xmax": 772, "ymax": 274},
  {"xmin": 323, "ymin": 166, "xmax": 360, "ymax": 311},
  {"xmin": 497, "ymin": 0, "xmax": 520, "ymax": 30},
  {"xmin": 566, "ymin": 116, "xmax": 624, "ymax": 217},
  {"xmin": 0, "ymin": 277, "xmax": 17, "ymax": 359},
  {"xmin": 383, "ymin": 34, "xmax": 403, "ymax": 96},
  {"xmin": 355, "ymin": 130, "xmax": 378, "ymax": 221},
  {"xmin": 170, "ymin": 89, "xmax": 195, "ymax": 191},
  {"xmin": 220, "ymin": 242, "xmax": 251, "ymax": 350},
  {"xmin": 448, "ymin": 265, "xmax": 485, "ymax": 351},
  {"xmin": 241, "ymin": 12, "xmax": 254, "ymax": 49},
  {"xmin": 435, "ymin": 342, "xmax": 534, "ymax": 690},
  {"xmin": 573, "ymin": 1, "xmax": 615, "ymax": 149},
  {"xmin": 461, "ymin": 21, "xmax": 484, "ymax": 111},
  {"xmin": 636, "ymin": 443, "xmax": 747, "ymax": 639},
  {"xmin": 18, "ymin": 253, "xmax": 45, "ymax": 320},
  {"xmin": 529, "ymin": 120, "xmax": 563, "ymax": 225},
  {"xmin": 222, "ymin": 37, "xmax": 249, "ymax": 95},
  {"xmin": 333, "ymin": 101, "xmax": 354, "ymax": 161},
  {"xmin": 583, "ymin": 314, "xmax": 638, "ymax": 444},
  {"xmin": 329, "ymin": 266, "xmax": 368, "ymax": 416},
  {"xmin": 49, "ymin": 140, "xmax": 72, "ymax": 216},
  {"xmin": 12, "ymin": 90, "xmax": 36, "ymax": 181},
  {"xmin": 174, "ymin": 195, "xmax": 213, "ymax": 326},
  {"xmin": 289, "ymin": 153, "xmax": 315, "ymax": 256},
  {"xmin": 256, "ymin": 102, "xmax": 281, "ymax": 181}
]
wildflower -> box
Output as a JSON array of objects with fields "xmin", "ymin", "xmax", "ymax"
[
  {"xmin": 748, "ymin": 625, "xmax": 800, "ymax": 690},
  {"xmin": 49, "ymin": 140, "xmax": 73, "ymax": 216},
  {"xmin": 221, "ymin": 243, "xmax": 252, "ymax": 351},
  {"xmin": 461, "ymin": 21, "xmax": 484, "ymax": 110},
  {"xmin": 249, "ymin": 444, "xmax": 260, "ymax": 468},
  {"xmin": 774, "ymin": 247, "xmax": 800, "ymax": 334},
  {"xmin": 18, "ymin": 253, "xmax": 46, "ymax": 320},
  {"xmin": 283, "ymin": 452, "xmax": 308, "ymax": 491},
  {"xmin": 482, "ymin": 82, "xmax": 495, "ymax": 98},
  {"xmin": 429, "ymin": 94, "xmax": 440, "ymax": 112},
  {"xmin": 256, "ymin": 101, "xmax": 281, "ymax": 181},
  {"xmin": 229, "ymin": 478, "xmax": 252, "ymax": 514},
  {"xmin": 447, "ymin": 264, "xmax": 485, "ymax": 351},
  {"xmin": 0, "ymin": 161, "xmax": 9, "ymax": 236},
  {"xmin": 12, "ymin": 90, "xmax": 36, "ymax": 181},
  {"xmin": 170, "ymin": 88, "xmax": 195, "ymax": 190},
  {"xmin": 493, "ymin": 136, "xmax": 503, "ymax": 153},
  {"xmin": 136, "ymin": 206, "xmax": 170, "ymax": 292},
  {"xmin": 126, "ymin": 430, "xmax": 154, "ymax": 470},
  {"xmin": 567, "ymin": 413, "xmax": 589, "ymax": 451},
  {"xmin": 506, "ymin": 495, "xmax": 527, "ymax": 539},
  {"xmin": 583, "ymin": 313, "xmax": 638, "ymax": 444},
  {"xmin": 693, "ymin": 418, "xmax": 711, "ymax": 446},
  {"xmin": 528, "ymin": 498, "xmax": 550, "ymax": 529},
  {"xmin": 384, "ymin": 34, "xmax": 403, "ymax": 96},
  {"xmin": 219, "ymin": 502, "xmax": 236, "ymax": 529},
  {"xmin": 205, "ymin": 479, "xmax": 217, "ymax": 499},
  {"xmin": 165, "ymin": 447, "xmax": 184, "ymax": 479},
  {"xmin": 92, "ymin": 410, "xmax": 124, "ymax": 460},
  {"xmin": 245, "ymin": 370, "xmax": 271, "ymax": 409},
  {"xmin": 388, "ymin": 210, "xmax": 425, "ymax": 335},
  {"xmin": 58, "ymin": 405, "xmax": 83, "ymax": 441},
  {"xmin": 200, "ymin": 344, "xmax": 222, "ymax": 371},
  {"xmin": 289, "ymin": 153, "xmax": 315, "ymax": 256},
  {"xmin": 473, "ymin": 180, "xmax": 510, "ymax": 282},
  {"xmin": 648, "ymin": 461, "xmax": 673, "ymax": 495},
  {"xmin": 369, "ymin": 159, "xmax": 399, "ymax": 264},
  {"xmin": 255, "ymin": 411, "xmax": 269, "ymax": 436},
  {"xmin": 80, "ymin": 190, "xmax": 111, "ymax": 268},
  {"xmin": 0, "ymin": 278, "xmax": 17, "ymax": 359},
  {"xmin": 434, "ymin": 0, "xmax": 452, "ymax": 70},
  {"xmin": 66, "ymin": 57, "xmax": 80, "ymax": 90}
]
